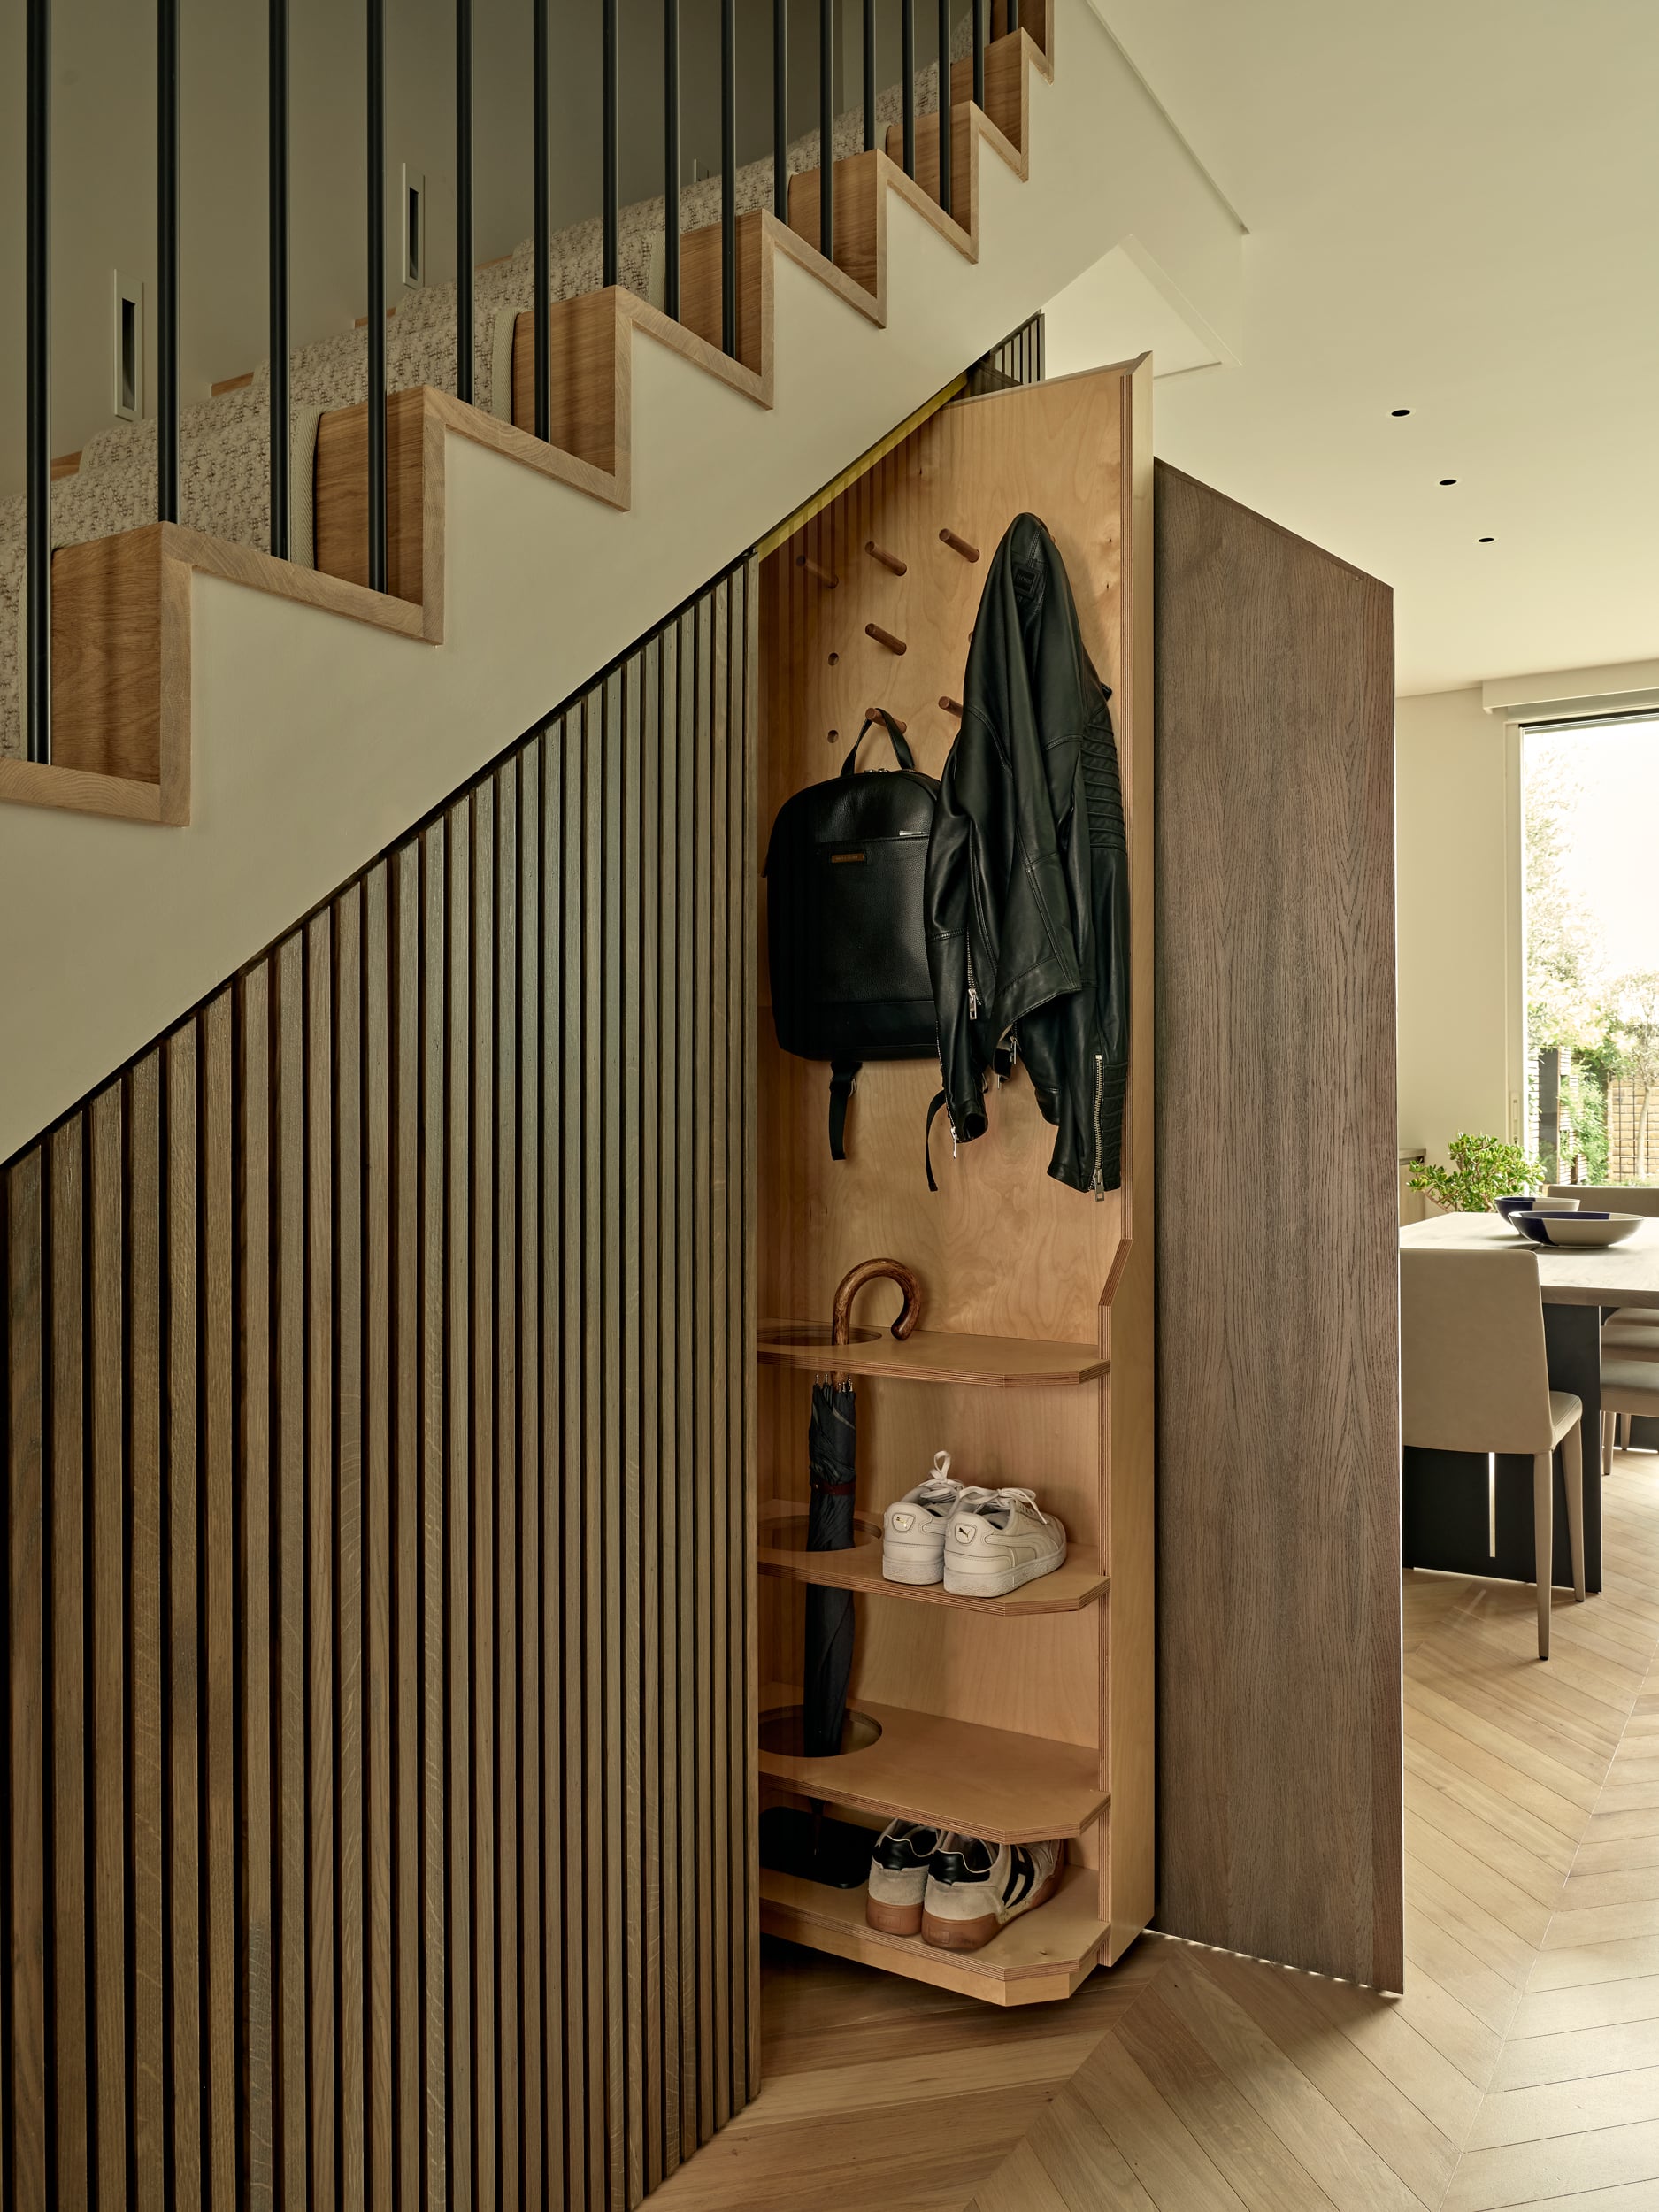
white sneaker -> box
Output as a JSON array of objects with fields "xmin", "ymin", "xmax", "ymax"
[
  {"xmin": 881, "ymin": 1453, "xmax": 982, "ymax": 1584},
  {"xmin": 921, "ymin": 1836, "xmax": 1064, "ymax": 1951},
  {"xmin": 865, "ymin": 1819, "xmax": 945, "ymax": 1935},
  {"xmin": 942, "ymin": 1486, "xmax": 1066, "ymax": 1597}
]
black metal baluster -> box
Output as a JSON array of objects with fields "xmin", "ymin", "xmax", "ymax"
[
  {"xmin": 157, "ymin": 0, "xmax": 180, "ymax": 522},
  {"xmin": 1035, "ymin": 307, "xmax": 1044, "ymax": 380},
  {"xmin": 772, "ymin": 0, "xmax": 787, "ymax": 220},
  {"xmin": 818, "ymin": 0, "xmax": 833, "ymax": 258},
  {"xmin": 367, "ymin": 0, "xmax": 387, "ymax": 589},
  {"xmin": 663, "ymin": 0, "xmax": 680, "ymax": 317},
  {"xmin": 1008, "ymin": 0, "xmax": 1018, "ymax": 35},
  {"xmin": 972, "ymin": 0, "xmax": 984, "ymax": 110},
  {"xmin": 902, "ymin": 0, "xmax": 916, "ymax": 176},
  {"xmin": 25, "ymin": 0, "xmax": 50, "ymax": 764},
  {"xmin": 864, "ymin": 0, "xmax": 875, "ymax": 150},
  {"xmin": 457, "ymin": 0, "xmax": 472, "ymax": 402},
  {"xmin": 534, "ymin": 0, "xmax": 549, "ymax": 435},
  {"xmin": 602, "ymin": 0, "xmax": 618, "ymax": 286},
  {"xmin": 937, "ymin": 0, "xmax": 950, "ymax": 215},
  {"xmin": 269, "ymin": 0, "xmax": 289, "ymax": 557},
  {"xmin": 721, "ymin": 0, "xmax": 736, "ymax": 356}
]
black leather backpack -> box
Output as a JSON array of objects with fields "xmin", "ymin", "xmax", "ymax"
[{"xmin": 764, "ymin": 709, "xmax": 941, "ymax": 1157}]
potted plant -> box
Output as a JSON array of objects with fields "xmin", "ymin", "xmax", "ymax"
[{"xmin": 1406, "ymin": 1133, "xmax": 1549, "ymax": 1215}]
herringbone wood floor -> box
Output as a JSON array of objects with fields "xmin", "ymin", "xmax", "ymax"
[{"xmin": 648, "ymin": 1449, "xmax": 1659, "ymax": 2211}]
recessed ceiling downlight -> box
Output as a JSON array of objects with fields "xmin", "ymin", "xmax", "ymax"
[
  {"xmin": 1478, "ymin": 535, "xmax": 1494, "ymax": 544},
  {"xmin": 1440, "ymin": 478, "xmax": 1457, "ymax": 486},
  {"xmin": 1391, "ymin": 407, "xmax": 1411, "ymax": 417}
]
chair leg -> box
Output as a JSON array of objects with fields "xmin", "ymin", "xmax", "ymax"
[
  {"xmin": 1563, "ymin": 1423, "xmax": 1586, "ymax": 1604},
  {"xmin": 1534, "ymin": 1450, "xmax": 1553, "ymax": 1659}
]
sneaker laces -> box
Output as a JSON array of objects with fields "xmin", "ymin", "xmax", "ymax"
[{"xmin": 972, "ymin": 1486, "xmax": 1048, "ymax": 1530}]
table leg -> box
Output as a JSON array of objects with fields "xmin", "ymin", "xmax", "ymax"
[{"xmin": 1402, "ymin": 1304, "xmax": 1601, "ymax": 1594}]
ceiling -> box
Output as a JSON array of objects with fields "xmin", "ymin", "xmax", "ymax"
[{"xmin": 1073, "ymin": 0, "xmax": 1659, "ymax": 696}]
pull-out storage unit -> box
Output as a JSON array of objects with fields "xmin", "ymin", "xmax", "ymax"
[{"xmin": 755, "ymin": 360, "xmax": 1154, "ymax": 2005}]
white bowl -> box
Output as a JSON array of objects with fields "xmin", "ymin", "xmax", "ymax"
[{"xmin": 1517, "ymin": 1212, "xmax": 1642, "ymax": 1249}]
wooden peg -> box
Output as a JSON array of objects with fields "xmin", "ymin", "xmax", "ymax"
[
  {"xmin": 939, "ymin": 528, "xmax": 979, "ymax": 562},
  {"xmin": 866, "ymin": 707, "xmax": 908, "ymax": 733},
  {"xmin": 796, "ymin": 553, "xmax": 840, "ymax": 588},
  {"xmin": 939, "ymin": 695, "xmax": 964, "ymax": 716},
  {"xmin": 865, "ymin": 623, "xmax": 907, "ymax": 655},
  {"xmin": 865, "ymin": 539, "xmax": 908, "ymax": 575}
]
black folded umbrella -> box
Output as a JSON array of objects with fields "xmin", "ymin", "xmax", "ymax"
[
  {"xmin": 799, "ymin": 1259, "xmax": 922, "ymax": 1759},
  {"xmin": 803, "ymin": 1381, "xmax": 858, "ymax": 1756}
]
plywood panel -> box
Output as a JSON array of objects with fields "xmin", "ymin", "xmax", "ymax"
[
  {"xmin": 1153, "ymin": 461, "xmax": 1402, "ymax": 1990},
  {"xmin": 0, "ymin": 562, "xmax": 758, "ymax": 2206},
  {"xmin": 757, "ymin": 365, "xmax": 1154, "ymax": 1972}
]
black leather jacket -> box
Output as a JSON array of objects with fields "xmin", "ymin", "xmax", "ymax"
[{"xmin": 924, "ymin": 514, "xmax": 1130, "ymax": 1194}]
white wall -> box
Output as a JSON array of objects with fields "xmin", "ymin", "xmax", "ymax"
[{"xmin": 1394, "ymin": 686, "xmax": 1517, "ymax": 1163}]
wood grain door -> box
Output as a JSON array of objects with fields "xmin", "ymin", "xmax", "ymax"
[{"xmin": 1153, "ymin": 462, "xmax": 1402, "ymax": 1989}]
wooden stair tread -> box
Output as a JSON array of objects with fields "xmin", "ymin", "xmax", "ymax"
[
  {"xmin": 759, "ymin": 1688, "xmax": 1107, "ymax": 1841},
  {"xmin": 759, "ymin": 1322, "xmax": 1107, "ymax": 1386},
  {"xmin": 759, "ymin": 1861, "xmax": 1105, "ymax": 2004}
]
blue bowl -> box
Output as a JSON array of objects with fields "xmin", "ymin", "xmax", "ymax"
[
  {"xmin": 1494, "ymin": 1193, "xmax": 1571, "ymax": 1225},
  {"xmin": 1513, "ymin": 1210, "xmax": 1609, "ymax": 1246}
]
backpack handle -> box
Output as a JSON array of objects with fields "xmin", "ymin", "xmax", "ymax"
[{"xmin": 841, "ymin": 708, "xmax": 916, "ymax": 776}]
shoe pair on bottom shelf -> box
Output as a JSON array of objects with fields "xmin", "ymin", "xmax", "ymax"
[
  {"xmin": 881, "ymin": 1450, "xmax": 1067, "ymax": 1597},
  {"xmin": 866, "ymin": 1820, "xmax": 1064, "ymax": 1951}
]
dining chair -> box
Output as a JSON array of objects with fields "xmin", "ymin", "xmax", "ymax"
[
  {"xmin": 1401, "ymin": 1248, "xmax": 1586, "ymax": 1658},
  {"xmin": 1551, "ymin": 1187, "xmax": 1659, "ymax": 1451}
]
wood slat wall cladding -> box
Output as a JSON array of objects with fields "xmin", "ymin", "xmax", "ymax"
[{"xmin": 0, "ymin": 564, "xmax": 759, "ymax": 2209}]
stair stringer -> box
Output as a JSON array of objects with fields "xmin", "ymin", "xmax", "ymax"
[{"xmin": 0, "ymin": 0, "xmax": 1241, "ymax": 1164}]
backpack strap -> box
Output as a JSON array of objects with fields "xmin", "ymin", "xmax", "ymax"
[
  {"xmin": 829, "ymin": 1058, "xmax": 860, "ymax": 1160},
  {"xmin": 841, "ymin": 708, "xmax": 916, "ymax": 776}
]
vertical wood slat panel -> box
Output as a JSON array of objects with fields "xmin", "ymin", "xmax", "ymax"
[
  {"xmin": 166, "ymin": 1028, "xmax": 203, "ymax": 2212},
  {"xmin": 304, "ymin": 914, "xmax": 338, "ymax": 2212},
  {"xmin": 8, "ymin": 1150, "xmax": 46, "ymax": 2212},
  {"xmin": 49, "ymin": 1124, "xmax": 88, "ymax": 2211},
  {"xmin": 0, "ymin": 560, "xmax": 756, "ymax": 2212},
  {"xmin": 273, "ymin": 937, "xmax": 308, "ymax": 2212}
]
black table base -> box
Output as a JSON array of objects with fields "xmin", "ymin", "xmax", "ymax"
[{"xmin": 1402, "ymin": 1302, "xmax": 1603, "ymax": 1594}]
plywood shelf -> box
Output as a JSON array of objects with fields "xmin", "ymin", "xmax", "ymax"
[
  {"xmin": 758, "ymin": 1689, "xmax": 1107, "ymax": 1842},
  {"xmin": 760, "ymin": 1863, "xmax": 1106, "ymax": 2006},
  {"xmin": 758, "ymin": 1323, "xmax": 1108, "ymax": 1386},
  {"xmin": 759, "ymin": 1505, "xmax": 1109, "ymax": 1615}
]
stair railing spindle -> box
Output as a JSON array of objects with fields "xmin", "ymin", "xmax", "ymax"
[
  {"xmin": 863, "ymin": 0, "xmax": 875, "ymax": 150},
  {"xmin": 1009, "ymin": 0, "xmax": 1018, "ymax": 35},
  {"xmin": 772, "ymin": 0, "xmax": 787, "ymax": 220},
  {"xmin": 158, "ymin": 0, "xmax": 180, "ymax": 521},
  {"xmin": 972, "ymin": 0, "xmax": 983, "ymax": 111},
  {"xmin": 603, "ymin": 0, "xmax": 618, "ymax": 285},
  {"xmin": 936, "ymin": 0, "xmax": 950, "ymax": 215},
  {"xmin": 534, "ymin": 0, "xmax": 549, "ymax": 436},
  {"xmin": 457, "ymin": 0, "xmax": 472, "ymax": 401},
  {"xmin": 664, "ymin": 0, "xmax": 680, "ymax": 317},
  {"xmin": 818, "ymin": 0, "xmax": 833, "ymax": 257},
  {"xmin": 721, "ymin": 0, "xmax": 736, "ymax": 356},
  {"xmin": 269, "ymin": 0, "xmax": 289, "ymax": 556},
  {"xmin": 25, "ymin": 0, "xmax": 50, "ymax": 764},
  {"xmin": 902, "ymin": 0, "xmax": 916, "ymax": 176},
  {"xmin": 367, "ymin": 0, "xmax": 387, "ymax": 588}
]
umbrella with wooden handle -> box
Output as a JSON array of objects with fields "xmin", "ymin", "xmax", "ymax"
[{"xmin": 803, "ymin": 1258, "xmax": 922, "ymax": 1755}]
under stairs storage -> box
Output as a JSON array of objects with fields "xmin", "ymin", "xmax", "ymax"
[{"xmin": 754, "ymin": 358, "xmax": 1154, "ymax": 2007}]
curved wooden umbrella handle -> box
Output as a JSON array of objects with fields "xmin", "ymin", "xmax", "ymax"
[{"xmin": 831, "ymin": 1258, "xmax": 923, "ymax": 1351}]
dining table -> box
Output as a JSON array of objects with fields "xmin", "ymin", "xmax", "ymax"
[{"xmin": 1399, "ymin": 1211, "xmax": 1659, "ymax": 1595}]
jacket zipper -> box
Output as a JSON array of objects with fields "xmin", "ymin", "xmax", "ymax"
[{"xmin": 1089, "ymin": 1053, "xmax": 1105, "ymax": 1201}]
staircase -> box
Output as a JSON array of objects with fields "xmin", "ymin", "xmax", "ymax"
[{"xmin": 0, "ymin": 0, "xmax": 1240, "ymax": 1166}]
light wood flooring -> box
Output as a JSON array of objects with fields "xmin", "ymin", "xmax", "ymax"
[{"xmin": 648, "ymin": 1448, "xmax": 1659, "ymax": 2210}]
